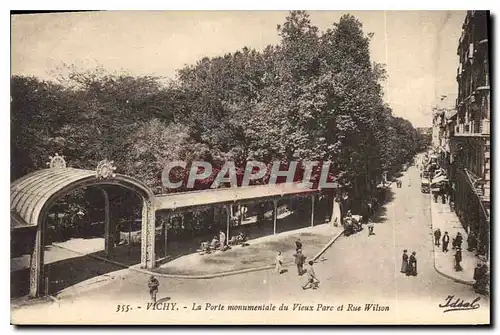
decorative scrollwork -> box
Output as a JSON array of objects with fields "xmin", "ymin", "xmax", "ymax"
[
  {"xmin": 96, "ymin": 159, "xmax": 117, "ymax": 180},
  {"xmin": 46, "ymin": 153, "xmax": 67, "ymax": 169}
]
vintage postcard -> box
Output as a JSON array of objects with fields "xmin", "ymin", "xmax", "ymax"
[{"xmin": 10, "ymin": 10, "xmax": 490, "ymax": 325}]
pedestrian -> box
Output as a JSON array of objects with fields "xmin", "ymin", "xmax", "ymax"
[
  {"xmin": 406, "ymin": 251, "xmax": 417, "ymax": 276},
  {"xmin": 455, "ymin": 232, "xmax": 463, "ymax": 250},
  {"xmin": 454, "ymin": 247, "xmax": 463, "ymax": 272},
  {"xmin": 293, "ymin": 249, "xmax": 306, "ymax": 275},
  {"xmin": 148, "ymin": 275, "xmax": 159, "ymax": 303},
  {"xmin": 302, "ymin": 260, "xmax": 320, "ymax": 290},
  {"xmin": 467, "ymin": 232, "xmax": 477, "ymax": 252},
  {"xmin": 434, "ymin": 228, "xmax": 442, "ymax": 246},
  {"xmin": 367, "ymin": 220, "xmax": 375, "ymax": 236},
  {"xmin": 473, "ymin": 263, "xmax": 482, "ymax": 292},
  {"xmin": 442, "ymin": 232, "xmax": 450, "ymax": 253},
  {"xmin": 433, "ymin": 191, "xmax": 439, "ymax": 203},
  {"xmin": 295, "ymin": 238, "xmax": 303, "ymax": 252},
  {"xmin": 275, "ymin": 251, "xmax": 284, "ymax": 274},
  {"xmin": 400, "ymin": 250, "xmax": 409, "ymax": 274},
  {"xmin": 441, "ymin": 189, "xmax": 447, "ymax": 204},
  {"xmin": 474, "ymin": 264, "xmax": 489, "ymax": 295}
]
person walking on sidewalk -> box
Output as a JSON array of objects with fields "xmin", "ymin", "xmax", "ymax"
[
  {"xmin": 295, "ymin": 239, "xmax": 303, "ymax": 252},
  {"xmin": 442, "ymin": 232, "xmax": 450, "ymax": 253},
  {"xmin": 434, "ymin": 228, "xmax": 442, "ymax": 247},
  {"xmin": 275, "ymin": 251, "xmax": 284, "ymax": 274},
  {"xmin": 148, "ymin": 275, "xmax": 159, "ymax": 303},
  {"xmin": 467, "ymin": 232, "xmax": 477, "ymax": 252},
  {"xmin": 454, "ymin": 247, "xmax": 463, "ymax": 272},
  {"xmin": 474, "ymin": 263, "xmax": 489, "ymax": 295},
  {"xmin": 473, "ymin": 263, "xmax": 483, "ymax": 292},
  {"xmin": 401, "ymin": 250, "xmax": 409, "ymax": 274},
  {"xmin": 367, "ymin": 220, "xmax": 375, "ymax": 236},
  {"xmin": 293, "ymin": 249, "xmax": 306, "ymax": 275},
  {"xmin": 453, "ymin": 232, "xmax": 463, "ymax": 250},
  {"xmin": 302, "ymin": 261, "xmax": 320, "ymax": 290}
]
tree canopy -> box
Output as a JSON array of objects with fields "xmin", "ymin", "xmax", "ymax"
[{"xmin": 11, "ymin": 11, "xmax": 427, "ymax": 200}]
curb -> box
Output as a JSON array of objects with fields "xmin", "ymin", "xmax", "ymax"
[
  {"xmin": 130, "ymin": 228, "xmax": 345, "ymax": 279},
  {"xmin": 313, "ymin": 229, "xmax": 345, "ymax": 261},
  {"xmin": 428, "ymin": 195, "xmax": 474, "ymax": 286}
]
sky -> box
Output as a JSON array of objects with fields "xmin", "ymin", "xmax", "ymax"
[{"xmin": 11, "ymin": 10, "xmax": 466, "ymax": 127}]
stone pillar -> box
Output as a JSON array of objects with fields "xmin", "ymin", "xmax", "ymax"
[
  {"xmin": 164, "ymin": 212, "xmax": 170, "ymax": 258},
  {"xmin": 225, "ymin": 205, "xmax": 231, "ymax": 242},
  {"xmin": 310, "ymin": 195, "xmax": 315, "ymax": 227},
  {"xmin": 29, "ymin": 220, "xmax": 45, "ymax": 298},
  {"xmin": 100, "ymin": 188, "xmax": 111, "ymax": 257},
  {"xmin": 141, "ymin": 198, "xmax": 156, "ymax": 269},
  {"xmin": 238, "ymin": 204, "xmax": 242, "ymax": 226},
  {"xmin": 273, "ymin": 199, "xmax": 278, "ymax": 235}
]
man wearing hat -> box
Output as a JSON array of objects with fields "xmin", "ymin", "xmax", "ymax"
[
  {"xmin": 293, "ymin": 249, "xmax": 306, "ymax": 275},
  {"xmin": 148, "ymin": 275, "xmax": 160, "ymax": 303}
]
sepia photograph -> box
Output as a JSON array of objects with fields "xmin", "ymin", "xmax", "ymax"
[{"xmin": 9, "ymin": 9, "xmax": 491, "ymax": 325}]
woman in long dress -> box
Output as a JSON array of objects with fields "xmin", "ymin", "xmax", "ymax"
[
  {"xmin": 401, "ymin": 250, "xmax": 409, "ymax": 273},
  {"xmin": 407, "ymin": 251, "xmax": 417, "ymax": 276}
]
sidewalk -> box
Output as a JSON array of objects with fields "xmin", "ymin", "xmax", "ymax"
[
  {"xmin": 430, "ymin": 198, "xmax": 476, "ymax": 285},
  {"xmin": 135, "ymin": 223, "xmax": 344, "ymax": 278}
]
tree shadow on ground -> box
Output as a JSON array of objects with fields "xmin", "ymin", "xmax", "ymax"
[{"xmin": 370, "ymin": 189, "xmax": 396, "ymax": 225}]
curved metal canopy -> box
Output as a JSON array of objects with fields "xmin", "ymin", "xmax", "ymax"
[{"xmin": 11, "ymin": 168, "xmax": 153, "ymax": 230}]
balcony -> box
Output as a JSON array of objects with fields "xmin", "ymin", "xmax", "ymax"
[
  {"xmin": 454, "ymin": 120, "xmax": 489, "ymax": 137},
  {"xmin": 480, "ymin": 119, "xmax": 490, "ymax": 135}
]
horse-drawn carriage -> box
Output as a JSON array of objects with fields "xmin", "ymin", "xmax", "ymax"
[{"xmin": 343, "ymin": 213, "xmax": 364, "ymax": 236}]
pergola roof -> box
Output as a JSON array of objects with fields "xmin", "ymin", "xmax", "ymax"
[
  {"xmin": 155, "ymin": 182, "xmax": 328, "ymax": 211},
  {"xmin": 10, "ymin": 168, "xmax": 153, "ymax": 230},
  {"xmin": 11, "ymin": 168, "xmax": 96, "ymax": 229},
  {"xmin": 11, "ymin": 167, "xmax": 334, "ymax": 229}
]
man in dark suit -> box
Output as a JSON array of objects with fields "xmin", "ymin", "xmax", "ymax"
[
  {"xmin": 406, "ymin": 251, "xmax": 417, "ymax": 276},
  {"xmin": 434, "ymin": 228, "xmax": 442, "ymax": 246},
  {"xmin": 293, "ymin": 249, "xmax": 306, "ymax": 275},
  {"xmin": 148, "ymin": 275, "xmax": 159, "ymax": 303},
  {"xmin": 442, "ymin": 231, "xmax": 450, "ymax": 252}
]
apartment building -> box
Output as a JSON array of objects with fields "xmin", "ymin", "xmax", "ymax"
[{"xmin": 450, "ymin": 10, "xmax": 490, "ymax": 258}]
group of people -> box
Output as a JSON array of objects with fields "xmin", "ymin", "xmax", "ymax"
[
  {"xmin": 200, "ymin": 230, "xmax": 250, "ymax": 254},
  {"xmin": 400, "ymin": 250, "xmax": 418, "ymax": 276},
  {"xmin": 434, "ymin": 228, "xmax": 464, "ymax": 272},
  {"xmin": 275, "ymin": 239, "xmax": 320, "ymax": 290},
  {"xmin": 433, "ymin": 186, "xmax": 451, "ymax": 204},
  {"xmin": 434, "ymin": 227, "xmax": 489, "ymax": 294}
]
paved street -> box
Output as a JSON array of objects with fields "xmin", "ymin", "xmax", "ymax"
[{"xmin": 11, "ymin": 165, "xmax": 489, "ymax": 325}]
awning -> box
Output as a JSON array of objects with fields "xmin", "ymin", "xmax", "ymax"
[{"xmin": 432, "ymin": 175, "xmax": 448, "ymax": 184}]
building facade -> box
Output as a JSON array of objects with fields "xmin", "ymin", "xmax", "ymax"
[
  {"xmin": 450, "ymin": 10, "xmax": 490, "ymax": 258},
  {"xmin": 433, "ymin": 107, "xmax": 456, "ymax": 177}
]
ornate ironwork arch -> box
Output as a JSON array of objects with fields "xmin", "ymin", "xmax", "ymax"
[{"xmin": 11, "ymin": 161, "xmax": 157, "ymax": 299}]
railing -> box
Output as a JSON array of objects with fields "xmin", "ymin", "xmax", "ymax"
[
  {"xmin": 463, "ymin": 168, "xmax": 490, "ymax": 219},
  {"xmin": 479, "ymin": 119, "xmax": 490, "ymax": 135},
  {"xmin": 454, "ymin": 120, "xmax": 489, "ymax": 137}
]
